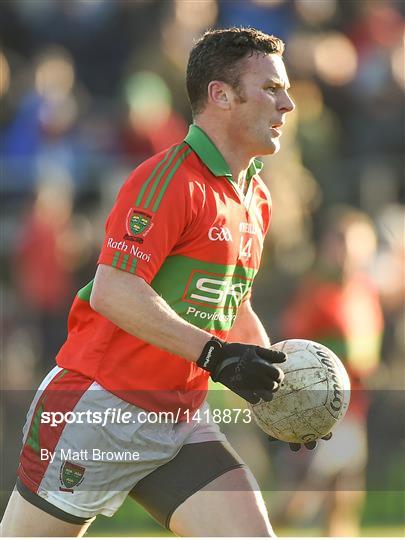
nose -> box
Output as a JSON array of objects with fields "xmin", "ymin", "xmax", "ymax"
[{"xmin": 279, "ymin": 90, "xmax": 295, "ymax": 113}]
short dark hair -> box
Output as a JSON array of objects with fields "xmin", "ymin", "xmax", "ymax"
[{"xmin": 186, "ymin": 27, "xmax": 285, "ymax": 116}]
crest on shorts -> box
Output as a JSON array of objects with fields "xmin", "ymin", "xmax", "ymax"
[
  {"xmin": 126, "ymin": 209, "xmax": 152, "ymax": 237},
  {"xmin": 59, "ymin": 461, "xmax": 85, "ymax": 492}
]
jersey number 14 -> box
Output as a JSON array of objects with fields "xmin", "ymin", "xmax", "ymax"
[{"xmin": 239, "ymin": 236, "xmax": 252, "ymax": 260}]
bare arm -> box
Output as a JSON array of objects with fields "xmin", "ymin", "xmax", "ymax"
[
  {"xmin": 90, "ymin": 264, "xmax": 211, "ymax": 362},
  {"xmin": 226, "ymin": 299, "xmax": 271, "ymax": 347}
]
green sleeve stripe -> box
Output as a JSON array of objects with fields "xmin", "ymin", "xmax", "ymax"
[
  {"xmin": 143, "ymin": 143, "xmax": 186, "ymax": 210},
  {"xmin": 112, "ymin": 251, "xmax": 121, "ymax": 268},
  {"xmin": 152, "ymin": 148, "xmax": 193, "ymax": 212},
  {"xmin": 120, "ymin": 254, "xmax": 130, "ymax": 270},
  {"xmin": 129, "ymin": 257, "xmax": 138, "ymax": 274},
  {"xmin": 77, "ymin": 280, "xmax": 94, "ymax": 302},
  {"xmin": 135, "ymin": 146, "xmax": 176, "ymax": 207}
]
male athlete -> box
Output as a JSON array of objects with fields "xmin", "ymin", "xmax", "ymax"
[{"xmin": 2, "ymin": 28, "xmax": 297, "ymax": 537}]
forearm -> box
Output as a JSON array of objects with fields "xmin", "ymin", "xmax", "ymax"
[
  {"xmin": 90, "ymin": 265, "xmax": 210, "ymax": 362},
  {"xmin": 227, "ymin": 300, "xmax": 271, "ymax": 347}
]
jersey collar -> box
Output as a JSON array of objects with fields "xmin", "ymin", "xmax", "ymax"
[{"xmin": 184, "ymin": 124, "xmax": 263, "ymax": 181}]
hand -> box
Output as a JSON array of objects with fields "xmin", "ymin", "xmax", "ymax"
[
  {"xmin": 197, "ymin": 337, "xmax": 286, "ymax": 404},
  {"xmin": 268, "ymin": 432, "xmax": 333, "ymax": 451}
]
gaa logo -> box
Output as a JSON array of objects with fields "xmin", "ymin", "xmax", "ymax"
[{"xmin": 208, "ymin": 226, "xmax": 233, "ymax": 242}]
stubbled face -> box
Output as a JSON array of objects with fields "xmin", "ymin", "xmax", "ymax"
[{"xmin": 229, "ymin": 53, "xmax": 295, "ymax": 156}]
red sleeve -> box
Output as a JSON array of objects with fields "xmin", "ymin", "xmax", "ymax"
[{"xmin": 97, "ymin": 151, "xmax": 193, "ymax": 284}]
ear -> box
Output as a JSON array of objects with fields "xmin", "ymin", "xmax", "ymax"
[{"xmin": 207, "ymin": 80, "xmax": 231, "ymax": 110}]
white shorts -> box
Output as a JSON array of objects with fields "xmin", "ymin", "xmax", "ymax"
[{"xmin": 18, "ymin": 367, "xmax": 228, "ymax": 520}]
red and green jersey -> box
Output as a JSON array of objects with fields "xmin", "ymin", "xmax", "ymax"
[{"xmin": 56, "ymin": 125, "xmax": 272, "ymax": 413}]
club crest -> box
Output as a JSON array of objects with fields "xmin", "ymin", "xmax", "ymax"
[
  {"xmin": 126, "ymin": 209, "xmax": 152, "ymax": 237},
  {"xmin": 59, "ymin": 461, "xmax": 85, "ymax": 492}
]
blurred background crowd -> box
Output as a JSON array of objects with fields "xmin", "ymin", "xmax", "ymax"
[{"xmin": 1, "ymin": 0, "xmax": 404, "ymax": 537}]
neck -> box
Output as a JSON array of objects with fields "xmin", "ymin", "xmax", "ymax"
[{"xmin": 195, "ymin": 116, "xmax": 254, "ymax": 189}]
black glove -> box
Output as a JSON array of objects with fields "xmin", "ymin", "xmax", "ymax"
[
  {"xmin": 268, "ymin": 432, "xmax": 333, "ymax": 451},
  {"xmin": 197, "ymin": 337, "xmax": 286, "ymax": 404}
]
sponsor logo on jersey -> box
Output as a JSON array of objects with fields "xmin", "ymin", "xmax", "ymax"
[
  {"xmin": 208, "ymin": 226, "xmax": 233, "ymax": 242},
  {"xmin": 59, "ymin": 461, "xmax": 85, "ymax": 493},
  {"xmin": 183, "ymin": 270, "xmax": 251, "ymax": 308},
  {"xmin": 126, "ymin": 209, "xmax": 153, "ymax": 240},
  {"xmin": 186, "ymin": 306, "xmax": 237, "ymax": 324}
]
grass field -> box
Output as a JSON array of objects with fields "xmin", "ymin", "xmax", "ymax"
[
  {"xmin": 86, "ymin": 493, "xmax": 405, "ymax": 538},
  {"xmin": 88, "ymin": 525, "xmax": 405, "ymax": 537},
  {"xmin": 278, "ymin": 525, "xmax": 405, "ymax": 537},
  {"xmin": 87, "ymin": 489, "xmax": 404, "ymax": 537}
]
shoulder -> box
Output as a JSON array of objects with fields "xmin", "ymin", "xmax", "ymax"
[
  {"xmin": 114, "ymin": 143, "xmax": 211, "ymax": 219},
  {"xmin": 125, "ymin": 142, "xmax": 206, "ymax": 193}
]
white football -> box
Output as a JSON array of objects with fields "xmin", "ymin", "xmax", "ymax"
[{"xmin": 250, "ymin": 339, "xmax": 351, "ymax": 443}]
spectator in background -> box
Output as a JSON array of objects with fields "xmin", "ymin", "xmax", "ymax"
[
  {"xmin": 2, "ymin": 45, "xmax": 90, "ymax": 193},
  {"xmin": 276, "ymin": 206, "xmax": 384, "ymax": 536},
  {"xmin": 12, "ymin": 172, "xmax": 86, "ymax": 371},
  {"xmin": 121, "ymin": 71, "xmax": 187, "ymax": 161}
]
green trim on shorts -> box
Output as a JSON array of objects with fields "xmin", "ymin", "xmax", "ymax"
[{"xmin": 26, "ymin": 404, "xmax": 44, "ymax": 454}]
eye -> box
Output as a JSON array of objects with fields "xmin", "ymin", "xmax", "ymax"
[{"xmin": 266, "ymin": 86, "xmax": 277, "ymax": 94}]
